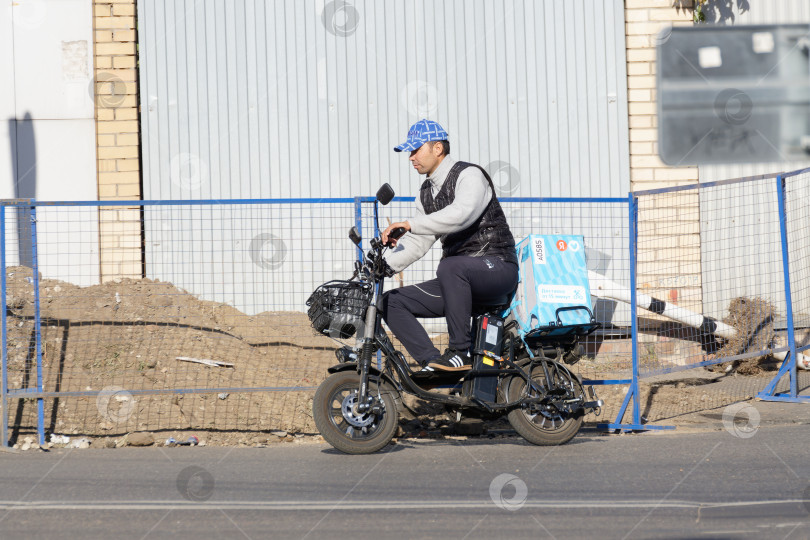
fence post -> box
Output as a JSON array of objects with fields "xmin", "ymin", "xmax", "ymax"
[
  {"xmin": 30, "ymin": 205, "xmax": 45, "ymax": 446},
  {"xmin": 758, "ymin": 174, "xmax": 806, "ymax": 402},
  {"xmin": 1, "ymin": 205, "xmax": 7, "ymax": 447},
  {"xmin": 773, "ymin": 174, "xmax": 798, "ymax": 398},
  {"xmin": 606, "ymin": 194, "xmax": 641, "ymax": 428},
  {"xmin": 600, "ymin": 193, "xmax": 674, "ymax": 431},
  {"xmin": 615, "ymin": 193, "xmax": 644, "ymax": 427},
  {"xmin": 629, "ymin": 194, "xmax": 641, "ymax": 424},
  {"xmin": 777, "ymin": 175, "xmax": 799, "ymax": 398}
]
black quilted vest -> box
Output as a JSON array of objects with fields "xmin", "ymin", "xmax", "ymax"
[{"xmin": 420, "ymin": 161, "xmax": 518, "ymax": 265}]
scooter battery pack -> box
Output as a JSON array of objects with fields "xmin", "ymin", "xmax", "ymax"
[{"xmin": 471, "ymin": 315, "xmax": 504, "ymax": 403}]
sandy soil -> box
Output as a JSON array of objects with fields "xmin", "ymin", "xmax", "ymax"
[{"xmin": 3, "ymin": 267, "xmax": 783, "ymax": 448}]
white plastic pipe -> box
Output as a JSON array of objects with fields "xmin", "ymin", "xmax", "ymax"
[
  {"xmin": 587, "ymin": 270, "xmax": 810, "ymax": 370},
  {"xmin": 774, "ymin": 350, "xmax": 810, "ymax": 370}
]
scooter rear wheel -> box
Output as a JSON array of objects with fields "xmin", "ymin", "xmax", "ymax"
[
  {"xmin": 506, "ymin": 364, "xmax": 584, "ymax": 446},
  {"xmin": 312, "ymin": 371, "xmax": 399, "ymax": 454}
]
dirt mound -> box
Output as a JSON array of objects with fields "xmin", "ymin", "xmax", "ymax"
[
  {"xmin": 708, "ymin": 297, "xmax": 778, "ymax": 375},
  {"xmin": 2, "ymin": 265, "xmax": 676, "ymax": 445},
  {"xmin": 4, "ymin": 266, "xmax": 342, "ymax": 444}
]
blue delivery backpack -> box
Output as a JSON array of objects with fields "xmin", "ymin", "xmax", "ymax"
[{"xmin": 504, "ymin": 235, "xmax": 599, "ymax": 344}]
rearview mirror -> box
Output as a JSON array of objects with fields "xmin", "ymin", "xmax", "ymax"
[
  {"xmin": 348, "ymin": 226, "xmax": 362, "ymax": 246},
  {"xmin": 376, "ymin": 183, "xmax": 395, "ymax": 205}
]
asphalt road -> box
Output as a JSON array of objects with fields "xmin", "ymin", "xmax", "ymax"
[{"xmin": 1, "ymin": 425, "xmax": 810, "ymax": 539}]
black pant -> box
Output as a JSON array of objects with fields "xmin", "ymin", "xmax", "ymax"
[{"xmin": 381, "ymin": 255, "xmax": 519, "ymax": 365}]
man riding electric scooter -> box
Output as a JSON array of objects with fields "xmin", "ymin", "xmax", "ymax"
[{"xmin": 381, "ymin": 119, "xmax": 519, "ymax": 372}]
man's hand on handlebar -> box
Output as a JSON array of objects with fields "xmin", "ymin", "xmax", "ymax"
[{"xmin": 381, "ymin": 221, "xmax": 411, "ymax": 247}]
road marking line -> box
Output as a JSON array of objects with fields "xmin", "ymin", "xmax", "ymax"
[{"xmin": 0, "ymin": 499, "xmax": 806, "ymax": 511}]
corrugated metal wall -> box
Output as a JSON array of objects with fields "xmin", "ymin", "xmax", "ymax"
[
  {"xmin": 138, "ymin": 0, "xmax": 629, "ymax": 200},
  {"xmin": 699, "ymin": 1, "xmax": 810, "ymax": 318},
  {"xmin": 137, "ymin": 0, "xmax": 630, "ymax": 315}
]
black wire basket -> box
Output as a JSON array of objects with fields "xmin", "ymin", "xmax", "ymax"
[{"xmin": 306, "ymin": 280, "xmax": 373, "ymax": 339}]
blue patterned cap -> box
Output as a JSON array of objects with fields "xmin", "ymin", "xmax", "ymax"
[{"xmin": 394, "ymin": 119, "xmax": 448, "ymax": 152}]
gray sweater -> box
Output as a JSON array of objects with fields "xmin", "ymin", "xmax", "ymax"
[{"xmin": 384, "ymin": 156, "xmax": 492, "ymax": 273}]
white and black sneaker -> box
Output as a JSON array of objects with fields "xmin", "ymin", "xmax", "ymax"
[{"xmin": 428, "ymin": 348, "xmax": 472, "ymax": 372}]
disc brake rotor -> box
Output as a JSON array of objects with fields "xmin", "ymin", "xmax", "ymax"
[
  {"xmin": 340, "ymin": 392, "xmax": 375, "ymax": 428},
  {"xmin": 525, "ymin": 382, "xmax": 565, "ymax": 423}
]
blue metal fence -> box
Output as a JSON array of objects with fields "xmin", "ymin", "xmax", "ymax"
[
  {"xmin": 757, "ymin": 168, "xmax": 810, "ymax": 403},
  {"xmin": 1, "ymin": 196, "xmax": 634, "ymax": 446},
  {"xmin": 2, "ymin": 175, "xmax": 808, "ymax": 447},
  {"xmin": 626, "ymin": 169, "xmax": 810, "ymax": 414}
]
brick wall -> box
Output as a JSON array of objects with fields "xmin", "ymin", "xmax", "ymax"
[
  {"xmin": 624, "ymin": 0, "xmax": 703, "ymax": 314},
  {"xmin": 625, "ymin": 0, "xmax": 698, "ymax": 190},
  {"xmin": 93, "ymin": 0, "xmax": 142, "ymax": 280}
]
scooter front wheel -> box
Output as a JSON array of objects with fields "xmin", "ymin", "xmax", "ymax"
[{"xmin": 312, "ymin": 371, "xmax": 399, "ymax": 454}]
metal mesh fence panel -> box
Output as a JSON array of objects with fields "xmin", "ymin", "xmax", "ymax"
[
  {"xmin": 4, "ymin": 201, "xmax": 362, "ymax": 443},
  {"xmin": 634, "ymin": 176, "xmax": 788, "ymax": 378}
]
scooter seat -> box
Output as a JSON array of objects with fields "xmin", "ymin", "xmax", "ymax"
[{"xmin": 471, "ymin": 296, "xmax": 510, "ymax": 316}]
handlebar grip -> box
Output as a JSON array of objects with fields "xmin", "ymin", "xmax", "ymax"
[{"xmin": 385, "ymin": 227, "xmax": 407, "ymax": 247}]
